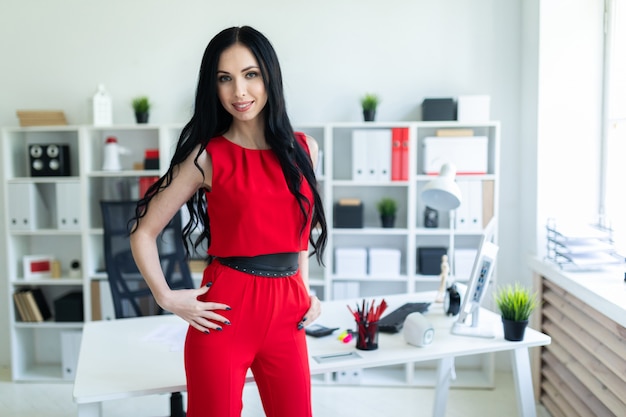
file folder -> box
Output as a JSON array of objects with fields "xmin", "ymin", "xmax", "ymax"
[
  {"xmin": 352, "ymin": 129, "xmax": 392, "ymax": 181},
  {"xmin": 456, "ymin": 180, "xmax": 483, "ymax": 232},
  {"xmin": 56, "ymin": 181, "xmax": 81, "ymax": 230},
  {"xmin": 371, "ymin": 129, "xmax": 392, "ymax": 181},
  {"xmin": 391, "ymin": 129, "xmax": 403, "ymax": 181},
  {"xmin": 352, "ymin": 130, "xmax": 369, "ymax": 181},
  {"xmin": 7, "ymin": 183, "xmax": 48, "ymax": 230}
]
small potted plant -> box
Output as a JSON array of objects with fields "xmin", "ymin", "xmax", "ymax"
[
  {"xmin": 132, "ymin": 96, "xmax": 151, "ymax": 124},
  {"xmin": 494, "ymin": 283, "xmax": 538, "ymax": 341},
  {"xmin": 377, "ymin": 197, "xmax": 397, "ymax": 228},
  {"xmin": 361, "ymin": 93, "xmax": 379, "ymax": 122}
]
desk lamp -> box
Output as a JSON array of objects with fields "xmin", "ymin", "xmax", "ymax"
[{"xmin": 420, "ymin": 163, "xmax": 462, "ymax": 302}]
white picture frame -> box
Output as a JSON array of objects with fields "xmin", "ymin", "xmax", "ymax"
[{"xmin": 23, "ymin": 255, "xmax": 54, "ymax": 280}]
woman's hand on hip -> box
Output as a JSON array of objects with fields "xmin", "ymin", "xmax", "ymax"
[
  {"xmin": 298, "ymin": 295, "xmax": 321, "ymax": 330},
  {"xmin": 161, "ymin": 284, "xmax": 231, "ymax": 334}
]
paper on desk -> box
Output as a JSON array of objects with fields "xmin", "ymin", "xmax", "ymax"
[{"xmin": 143, "ymin": 322, "xmax": 188, "ymax": 352}]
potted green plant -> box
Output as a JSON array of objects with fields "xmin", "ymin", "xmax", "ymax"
[
  {"xmin": 361, "ymin": 93, "xmax": 379, "ymax": 122},
  {"xmin": 377, "ymin": 197, "xmax": 397, "ymax": 228},
  {"xmin": 494, "ymin": 283, "xmax": 538, "ymax": 341},
  {"xmin": 132, "ymin": 96, "xmax": 151, "ymax": 124}
]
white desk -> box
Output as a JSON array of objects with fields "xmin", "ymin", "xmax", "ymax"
[{"xmin": 73, "ymin": 292, "xmax": 550, "ymax": 417}]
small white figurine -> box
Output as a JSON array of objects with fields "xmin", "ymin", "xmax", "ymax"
[{"xmin": 435, "ymin": 254, "xmax": 449, "ymax": 303}]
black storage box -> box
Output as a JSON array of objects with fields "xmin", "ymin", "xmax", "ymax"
[
  {"xmin": 417, "ymin": 247, "xmax": 448, "ymax": 275},
  {"xmin": 54, "ymin": 291, "xmax": 84, "ymax": 322},
  {"xmin": 333, "ymin": 201, "xmax": 363, "ymax": 228},
  {"xmin": 422, "ymin": 98, "xmax": 456, "ymax": 121}
]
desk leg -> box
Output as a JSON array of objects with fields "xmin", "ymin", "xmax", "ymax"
[
  {"xmin": 77, "ymin": 402, "xmax": 102, "ymax": 417},
  {"xmin": 510, "ymin": 347, "xmax": 537, "ymax": 417},
  {"xmin": 432, "ymin": 357, "xmax": 454, "ymax": 417}
]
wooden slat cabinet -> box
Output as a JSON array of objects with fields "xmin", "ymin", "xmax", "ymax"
[{"xmin": 533, "ymin": 274, "xmax": 626, "ymax": 417}]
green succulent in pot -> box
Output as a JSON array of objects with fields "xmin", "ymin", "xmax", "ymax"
[
  {"xmin": 132, "ymin": 96, "xmax": 151, "ymax": 113},
  {"xmin": 361, "ymin": 93, "xmax": 379, "ymax": 112},
  {"xmin": 494, "ymin": 283, "xmax": 538, "ymax": 322},
  {"xmin": 132, "ymin": 96, "xmax": 151, "ymax": 123},
  {"xmin": 377, "ymin": 197, "xmax": 397, "ymax": 228},
  {"xmin": 377, "ymin": 197, "xmax": 397, "ymax": 217},
  {"xmin": 361, "ymin": 93, "xmax": 380, "ymax": 122}
]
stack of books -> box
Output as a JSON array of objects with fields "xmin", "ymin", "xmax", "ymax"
[
  {"xmin": 546, "ymin": 220, "xmax": 624, "ymax": 270},
  {"xmin": 16, "ymin": 110, "xmax": 67, "ymax": 126},
  {"xmin": 13, "ymin": 288, "xmax": 52, "ymax": 322}
]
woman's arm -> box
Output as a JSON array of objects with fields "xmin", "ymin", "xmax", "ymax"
[
  {"xmin": 130, "ymin": 146, "xmax": 230, "ymax": 333},
  {"xmin": 298, "ymin": 135, "xmax": 321, "ymax": 328},
  {"xmin": 305, "ymin": 134, "xmax": 319, "ymax": 170}
]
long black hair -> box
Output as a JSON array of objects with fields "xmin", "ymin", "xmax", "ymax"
[{"xmin": 133, "ymin": 26, "xmax": 327, "ymax": 265}]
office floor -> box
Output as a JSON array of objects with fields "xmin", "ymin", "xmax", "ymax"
[{"xmin": 0, "ymin": 367, "xmax": 551, "ymax": 417}]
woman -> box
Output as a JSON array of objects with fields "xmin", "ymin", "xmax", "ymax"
[{"xmin": 130, "ymin": 26, "xmax": 327, "ymax": 417}]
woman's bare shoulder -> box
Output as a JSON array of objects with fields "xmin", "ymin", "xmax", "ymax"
[{"xmin": 177, "ymin": 143, "xmax": 212, "ymax": 190}]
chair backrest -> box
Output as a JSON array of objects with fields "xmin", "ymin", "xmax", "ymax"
[{"xmin": 100, "ymin": 201, "xmax": 194, "ymax": 319}]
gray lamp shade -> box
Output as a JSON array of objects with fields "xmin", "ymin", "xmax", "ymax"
[{"xmin": 420, "ymin": 163, "xmax": 462, "ymax": 211}]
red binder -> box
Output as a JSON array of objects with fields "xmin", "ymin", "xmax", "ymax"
[
  {"xmin": 391, "ymin": 128, "xmax": 403, "ymax": 181},
  {"xmin": 400, "ymin": 128, "xmax": 409, "ymax": 180}
]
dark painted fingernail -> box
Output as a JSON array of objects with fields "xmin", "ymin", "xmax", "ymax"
[
  {"xmin": 225, "ymin": 307, "xmax": 232, "ymax": 311},
  {"xmin": 216, "ymin": 327, "xmax": 223, "ymax": 331},
  {"xmin": 297, "ymin": 324, "xmax": 304, "ymax": 330},
  {"xmin": 224, "ymin": 321, "xmax": 231, "ymax": 325},
  {"xmin": 206, "ymin": 282, "xmax": 212, "ymax": 287},
  {"xmin": 302, "ymin": 317, "xmax": 307, "ymax": 322},
  {"xmin": 204, "ymin": 330, "xmax": 210, "ymax": 334}
]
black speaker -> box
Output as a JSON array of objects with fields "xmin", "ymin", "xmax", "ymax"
[
  {"xmin": 29, "ymin": 144, "xmax": 71, "ymax": 176},
  {"xmin": 423, "ymin": 206, "xmax": 439, "ymax": 228}
]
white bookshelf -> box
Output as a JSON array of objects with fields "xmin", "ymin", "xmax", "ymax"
[{"xmin": 1, "ymin": 124, "xmax": 178, "ymax": 381}]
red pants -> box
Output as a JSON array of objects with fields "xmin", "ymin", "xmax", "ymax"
[{"xmin": 184, "ymin": 260, "xmax": 312, "ymax": 417}]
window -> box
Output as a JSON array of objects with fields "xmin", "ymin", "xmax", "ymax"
[{"xmin": 602, "ymin": 0, "xmax": 626, "ymax": 251}]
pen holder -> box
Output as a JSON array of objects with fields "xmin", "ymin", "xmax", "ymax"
[{"xmin": 355, "ymin": 321, "xmax": 379, "ymax": 351}]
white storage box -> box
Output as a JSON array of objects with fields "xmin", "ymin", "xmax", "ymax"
[
  {"xmin": 368, "ymin": 248, "xmax": 402, "ymax": 277},
  {"xmin": 457, "ymin": 95, "xmax": 491, "ymax": 122},
  {"xmin": 422, "ymin": 136, "xmax": 488, "ymax": 175},
  {"xmin": 335, "ymin": 248, "xmax": 367, "ymax": 276}
]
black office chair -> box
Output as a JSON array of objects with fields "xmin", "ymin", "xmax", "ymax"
[{"xmin": 100, "ymin": 200, "xmax": 193, "ymax": 417}]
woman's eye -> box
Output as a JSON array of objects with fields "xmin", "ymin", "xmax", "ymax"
[
  {"xmin": 218, "ymin": 75, "xmax": 231, "ymax": 83},
  {"xmin": 246, "ymin": 71, "xmax": 259, "ymax": 79}
]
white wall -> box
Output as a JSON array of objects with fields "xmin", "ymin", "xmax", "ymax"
[{"xmin": 0, "ymin": 0, "xmax": 521, "ymax": 126}]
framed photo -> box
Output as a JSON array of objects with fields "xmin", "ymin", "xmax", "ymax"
[{"xmin": 23, "ymin": 255, "xmax": 54, "ymax": 280}]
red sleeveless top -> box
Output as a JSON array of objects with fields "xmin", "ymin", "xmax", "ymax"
[{"xmin": 204, "ymin": 132, "xmax": 313, "ymax": 257}]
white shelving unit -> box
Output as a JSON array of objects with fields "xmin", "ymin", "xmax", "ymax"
[
  {"xmin": 2, "ymin": 124, "xmax": 179, "ymax": 381},
  {"xmin": 303, "ymin": 121, "xmax": 500, "ymax": 387},
  {"xmin": 2, "ymin": 121, "xmax": 499, "ymax": 386}
]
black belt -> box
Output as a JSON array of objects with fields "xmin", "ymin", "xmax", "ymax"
[{"xmin": 216, "ymin": 253, "xmax": 299, "ymax": 277}]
